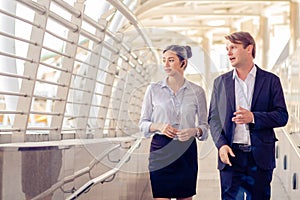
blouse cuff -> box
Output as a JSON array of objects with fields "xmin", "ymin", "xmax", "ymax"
[
  {"xmin": 140, "ymin": 121, "xmax": 152, "ymax": 138},
  {"xmin": 197, "ymin": 124, "xmax": 208, "ymax": 140}
]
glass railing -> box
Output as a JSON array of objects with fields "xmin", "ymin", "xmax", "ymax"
[
  {"xmin": 0, "ymin": 1, "xmax": 154, "ymax": 199},
  {"xmin": 272, "ymin": 45, "xmax": 300, "ymax": 137},
  {"xmin": 271, "ymin": 44, "xmax": 300, "ymax": 200},
  {"xmin": 0, "ymin": 0, "xmax": 158, "ymax": 143}
]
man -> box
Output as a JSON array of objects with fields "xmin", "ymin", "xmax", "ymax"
[{"xmin": 208, "ymin": 31, "xmax": 288, "ymax": 200}]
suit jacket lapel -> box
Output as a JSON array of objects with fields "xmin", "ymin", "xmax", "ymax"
[{"xmin": 251, "ymin": 66, "xmax": 265, "ymax": 109}]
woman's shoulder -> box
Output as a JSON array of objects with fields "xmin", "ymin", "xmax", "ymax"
[
  {"xmin": 144, "ymin": 81, "xmax": 164, "ymax": 95},
  {"xmin": 148, "ymin": 80, "xmax": 164, "ymax": 89},
  {"xmin": 186, "ymin": 80, "xmax": 205, "ymax": 92}
]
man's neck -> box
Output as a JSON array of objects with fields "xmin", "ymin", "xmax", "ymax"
[{"xmin": 236, "ymin": 63, "xmax": 254, "ymax": 81}]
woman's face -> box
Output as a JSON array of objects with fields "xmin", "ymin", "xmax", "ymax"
[{"xmin": 162, "ymin": 50, "xmax": 184, "ymax": 76}]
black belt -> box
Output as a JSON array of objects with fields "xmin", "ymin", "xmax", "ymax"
[{"xmin": 232, "ymin": 143, "xmax": 252, "ymax": 152}]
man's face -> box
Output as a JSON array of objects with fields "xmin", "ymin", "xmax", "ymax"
[{"xmin": 225, "ymin": 40, "xmax": 252, "ymax": 68}]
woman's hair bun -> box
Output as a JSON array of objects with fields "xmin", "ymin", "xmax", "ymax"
[{"xmin": 184, "ymin": 46, "xmax": 192, "ymax": 58}]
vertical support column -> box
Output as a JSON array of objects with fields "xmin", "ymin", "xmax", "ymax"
[
  {"xmin": 12, "ymin": 0, "xmax": 50, "ymax": 142},
  {"xmin": 49, "ymin": 0, "xmax": 85, "ymax": 140},
  {"xmin": 107, "ymin": 33, "xmax": 123, "ymax": 137},
  {"xmin": 116, "ymin": 69, "xmax": 135, "ymax": 137},
  {"xmin": 260, "ymin": 16, "xmax": 269, "ymax": 68},
  {"xmin": 125, "ymin": 70, "xmax": 144, "ymax": 135},
  {"xmin": 99, "ymin": 65, "xmax": 116, "ymax": 137},
  {"xmin": 296, "ymin": 2, "xmax": 300, "ymax": 124},
  {"xmin": 0, "ymin": 0, "xmax": 18, "ymax": 126},
  {"xmin": 97, "ymin": 36, "xmax": 122, "ymax": 137},
  {"xmin": 202, "ymin": 33, "xmax": 212, "ymax": 87},
  {"xmin": 115, "ymin": 64, "xmax": 128, "ymax": 137},
  {"xmin": 290, "ymin": 1, "xmax": 300, "ymax": 54},
  {"xmin": 74, "ymin": 19, "xmax": 106, "ymax": 139}
]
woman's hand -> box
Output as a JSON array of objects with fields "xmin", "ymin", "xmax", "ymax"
[
  {"xmin": 160, "ymin": 124, "xmax": 179, "ymax": 139},
  {"xmin": 150, "ymin": 123, "xmax": 178, "ymax": 139},
  {"xmin": 176, "ymin": 128, "xmax": 197, "ymax": 141}
]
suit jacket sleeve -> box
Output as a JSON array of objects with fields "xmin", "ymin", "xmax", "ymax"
[
  {"xmin": 208, "ymin": 76, "xmax": 232, "ymax": 149},
  {"xmin": 249, "ymin": 72, "xmax": 288, "ymax": 130}
]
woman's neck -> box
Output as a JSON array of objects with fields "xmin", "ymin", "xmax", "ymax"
[{"xmin": 167, "ymin": 76, "xmax": 185, "ymax": 94}]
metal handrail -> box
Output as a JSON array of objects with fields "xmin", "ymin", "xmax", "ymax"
[
  {"xmin": 31, "ymin": 143, "xmax": 122, "ymax": 200},
  {"xmin": 107, "ymin": 0, "xmax": 160, "ymax": 64},
  {"xmin": 282, "ymin": 128, "xmax": 300, "ymax": 158},
  {"xmin": 273, "ymin": 127, "xmax": 300, "ymax": 199},
  {"xmin": 65, "ymin": 136, "xmax": 143, "ymax": 200}
]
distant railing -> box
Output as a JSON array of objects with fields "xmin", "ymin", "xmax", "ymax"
[
  {"xmin": 272, "ymin": 44, "xmax": 300, "ymax": 127},
  {"xmin": 271, "ymin": 39, "xmax": 300, "ymax": 200},
  {"xmin": 0, "ymin": 0, "xmax": 158, "ymax": 143},
  {"xmin": 29, "ymin": 143, "xmax": 120, "ymax": 200},
  {"xmin": 275, "ymin": 128, "xmax": 300, "ymax": 200},
  {"xmin": 65, "ymin": 136, "xmax": 143, "ymax": 200}
]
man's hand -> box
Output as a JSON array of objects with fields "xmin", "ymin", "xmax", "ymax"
[
  {"xmin": 219, "ymin": 145, "xmax": 235, "ymax": 166},
  {"xmin": 232, "ymin": 106, "xmax": 254, "ymax": 124}
]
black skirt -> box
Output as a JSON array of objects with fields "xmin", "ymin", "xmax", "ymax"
[{"xmin": 149, "ymin": 134, "xmax": 198, "ymax": 198}]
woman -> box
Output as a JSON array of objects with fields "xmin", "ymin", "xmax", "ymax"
[{"xmin": 139, "ymin": 45, "xmax": 208, "ymax": 200}]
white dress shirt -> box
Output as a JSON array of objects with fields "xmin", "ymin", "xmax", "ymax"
[{"xmin": 232, "ymin": 65, "xmax": 257, "ymax": 145}]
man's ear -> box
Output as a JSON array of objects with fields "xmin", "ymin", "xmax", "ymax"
[{"xmin": 247, "ymin": 44, "xmax": 253, "ymax": 54}]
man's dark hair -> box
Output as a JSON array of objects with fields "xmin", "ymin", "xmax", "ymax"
[{"xmin": 225, "ymin": 31, "xmax": 256, "ymax": 58}]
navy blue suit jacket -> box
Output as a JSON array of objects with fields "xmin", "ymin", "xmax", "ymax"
[{"xmin": 208, "ymin": 66, "xmax": 288, "ymax": 170}]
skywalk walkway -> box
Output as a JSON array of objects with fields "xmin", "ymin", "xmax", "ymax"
[{"xmin": 194, "ymin": 136, "xmax": 290, "ymax": 200}]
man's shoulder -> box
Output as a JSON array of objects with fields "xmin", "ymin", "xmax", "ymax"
[
  {"xmin": 221, "ymin": 70, "xmax": 233, "ymax": 77},
  {"xmin": 256, "ymin": 66, "xmax": 279, "ymax": 79},
  {"xmin": 214, "ymin": 70, "xmax": 233, "ymax": 81}
]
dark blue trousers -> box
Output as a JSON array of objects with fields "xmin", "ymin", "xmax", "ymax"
[{"xmin": 219, "ymin": 149, "xmax": 273, "ymax": 200}]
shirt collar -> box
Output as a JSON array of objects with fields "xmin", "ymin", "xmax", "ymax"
[
  {"xmin": 232, "ymin": 64, "xmax": 257, "ymax": 80},
  {"xmin": 161, "ymin": 77, "xmax": 168, "ymax": 88},
  {"xmin": 161, "ymin": 77, "xmax": 189, "ymax": 90}
]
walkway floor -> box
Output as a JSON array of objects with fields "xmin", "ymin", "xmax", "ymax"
[{"xmin": 193, "ymin": 136, "xmax": 290, "ymax": 200}]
